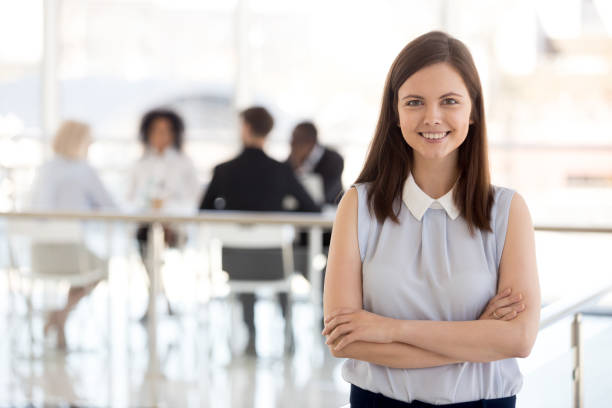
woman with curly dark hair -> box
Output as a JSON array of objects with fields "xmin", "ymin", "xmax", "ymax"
[
  {"xmin": 129, "ymin": 108, "xmax": 198, "ymax": 213},
  {"xmin": 128, "ymin": 108, "xmax": 200, "ymax": 320}
]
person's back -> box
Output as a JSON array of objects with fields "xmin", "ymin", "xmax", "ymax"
[
  {"xmin": 200, "ymin": 107, "xmax": 318, "ymax": 213},
  {"xmin": 31, "ymin": 156, "xmax": 115, "ymax": 211},
  {"xmin": 201, "ymin": 147, "xmax": 318, "ymax": 212}
]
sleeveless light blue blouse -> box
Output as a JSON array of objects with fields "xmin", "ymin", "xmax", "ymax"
[{"xmin": 342, "ymin": 175, "xmax": 522, "ymax": 404}]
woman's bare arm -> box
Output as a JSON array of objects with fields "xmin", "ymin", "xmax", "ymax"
[{"xmin": 332, "ymin": 341, "xmax": 461, "ymax": 368}]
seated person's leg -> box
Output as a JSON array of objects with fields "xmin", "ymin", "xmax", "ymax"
[{"xmin": 239, "ymin": 293, "xmax": 257, "ymax": 354}]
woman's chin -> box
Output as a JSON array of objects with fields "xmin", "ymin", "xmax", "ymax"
[{"xmin": 414, "ymin": 150, "xmax": 454, "ymax": 162}]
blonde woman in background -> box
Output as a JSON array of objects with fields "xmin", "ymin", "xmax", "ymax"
[{"xmin": 30, "ymin": 120, "xmax": 116, "ymax": 349}]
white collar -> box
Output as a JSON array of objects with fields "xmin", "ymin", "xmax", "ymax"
[
  {"xmin": 298, "ymin": 144, "xmax": 325, "ymax": 173},
  {"xmin": 402, "ymin": 173, "xmax": 460, "ymax": 221}
]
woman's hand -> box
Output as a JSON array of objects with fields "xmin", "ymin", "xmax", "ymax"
[
  {"xmin": 479, "ymin": 288, "xmax": 525, "ymax": 321},
  {"xmin": 322, "ymin": 308, "xmax": 396, "ymax": 351},
  {"xmin": 151, "ymin": 198, "xmax": 164, "ymax": 210}
]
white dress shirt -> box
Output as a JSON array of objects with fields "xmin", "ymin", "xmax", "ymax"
[{"xmin": 128, "ymin": 147, "xmax": 200, "ymax": 213}]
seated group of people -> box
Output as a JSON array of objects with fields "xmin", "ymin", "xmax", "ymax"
[{"xmin": 29, "ymin": 106, "xmax": 344, "ymax": 354}]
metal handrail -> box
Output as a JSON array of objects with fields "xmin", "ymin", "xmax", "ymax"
[
  {"xmin": 2, "ymin": 210, "xmax": 612, "ymax": 231},
  {"xmin": 2, "ymin": 211, "xmax": 612, "ymax": 231},
  {"xmin": 0, "ymin": 210, "xmax": 336, "ymax": 227},
  {"xmin": 539, "ymin": 283, "xmax": 612, "ymax": 330},
  {"xmin": 534, "ymin": 224, "xmax": 612, "ymax": 234}
]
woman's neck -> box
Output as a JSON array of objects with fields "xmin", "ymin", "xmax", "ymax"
[
  {"xmin": 411, "ymin": 156, "xmax": 459, "ymax": 199},
  {"xmin": 151, "ymin": 146, "xmax": 170, "ymax": 155}
]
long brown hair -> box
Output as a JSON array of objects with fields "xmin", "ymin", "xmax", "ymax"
[{"xmin": 355, "ymin": 31, "xmax": 494, "ymax": 233}]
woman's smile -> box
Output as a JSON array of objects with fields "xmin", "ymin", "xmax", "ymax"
[{"xmin": 419, "ymin": 131, "xmax": 451, "ymax": 143}]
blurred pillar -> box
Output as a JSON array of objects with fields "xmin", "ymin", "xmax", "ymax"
[
  {"xmin": 234, "ymin": 0, "xmax": 250, "ymax": 110},
  {"xmin": 439, "ymin": 0, "xmax": 450, "ymax": 30},
  {"xmin": 42, "ymin": 0, "xmax": 59, "ymax": 153}
]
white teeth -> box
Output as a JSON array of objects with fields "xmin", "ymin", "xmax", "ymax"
[{"xmin": 420, "ymin": 132, "xmax": 448, "ymax": 140}]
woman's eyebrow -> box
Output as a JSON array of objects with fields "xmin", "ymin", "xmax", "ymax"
[
  {"xmin": 401, "ymin": 94, "xmax": 424, "ymax": 100},
  {"xmin": 401, "ymin": 92, "xmax": 465, "ymax": 101},
  {"xmin": 439, "ymin": 92, "xmax": 464, "ymax": 99}
]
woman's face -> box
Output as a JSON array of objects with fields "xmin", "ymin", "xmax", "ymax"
[
  {"xmin": 149, "ymin": 118, "xmax": 174, "ymax": 153},
  {"xmin": 397, "ymin": 62, "xmax": 473, "ymax": 164}
]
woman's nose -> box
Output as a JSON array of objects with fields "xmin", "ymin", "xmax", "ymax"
[{"xmin": 423, "ymin": 106, "xmax": 442, "ymax": 126}]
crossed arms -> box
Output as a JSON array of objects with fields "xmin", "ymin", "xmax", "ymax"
[{"xmin": 322, "ymin": 188, "xmax": 541, "ymax": 369}]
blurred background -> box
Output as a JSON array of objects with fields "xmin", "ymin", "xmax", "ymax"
[
  {"xmin": 1, "ymin": 0, "xmax": 612, "ymax": 407},
  {"xmin": 2, "ymin": 0, "xmax": 611, "ymax": 215}
]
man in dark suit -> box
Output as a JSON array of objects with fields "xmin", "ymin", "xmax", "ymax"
[
  {"xmin": 200, "ymin": 106, "xmax": 319, "ymax": 356},
  {"xmin": 287, "ymin": 121, "xmax": 344, "ymax": 205}
]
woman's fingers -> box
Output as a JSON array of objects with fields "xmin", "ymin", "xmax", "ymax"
[
  {"xmin": 493, "ymin": 293, "xmax": 523, "ymax": 309},
  {"xmin": 482, "ymin": 291, "xmax": 525, "ymax": 320},
  {"xmin": 492, "ymin": 287, "xmax": 512, "ymax": 302},
  {"xmin": 502, "ymin": 310, "xmax": 518, "ymax": 321},
  {"xmin": 322, "ymin": 314, "xmax": 351, "ymax": 335},
  {"xmin": 324, "ymin": 308, "xmax": 354, "ymax": 324},
  {"xmin": 335, "ymin": 333, "xmax": 356, "ymax": 351},
  {"xmin": 325, "ymin": 322, "xmax": 352, "ymax": 345},
  {"xmin": 495, "ymin": 303, "xmax": 525, "ymax": 318},
  {"xmin": 483, "ymin": 288, "xmax": 512, "ymax": 313},
  {"xmin": 483, "ymin": 293, "xmax": 522, "ymax": 317},
  {"xmin": 490, "ymin": 303, "xmax": 525, "ymax": 321},
  {"xmin": 480, "ymin": 289, "xmax": 513, "ymax": 319}
]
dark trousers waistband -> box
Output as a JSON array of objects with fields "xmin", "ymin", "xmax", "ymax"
[{"xmin": 350, "ymin": 385, "xmax": 516, "ymax": 408}]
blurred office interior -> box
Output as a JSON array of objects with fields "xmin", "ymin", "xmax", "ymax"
[{"xmin": 1, "ymin": 0, "xmax": 612, "ymax": 407}]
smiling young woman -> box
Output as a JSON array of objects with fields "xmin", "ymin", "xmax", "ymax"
[
  {"xmin": 398, "ymin": 63, "xmax": 472, "ymax": 162},
  {"xmin": 322, "ymin": 31, "xmax": 540, "ymax": 407}
]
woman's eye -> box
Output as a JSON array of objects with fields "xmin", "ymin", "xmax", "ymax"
[
  {"xmin": 442, "ymin": 98, "xmax": 458, "ymax": 105},
  {"xmin": 406, "ymin": 100, "xmax": 423, "ymax": 107}
]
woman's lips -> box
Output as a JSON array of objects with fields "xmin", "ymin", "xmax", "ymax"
[{"xmin": 419, "ymin": 131, "xmax": 450, "ymax": 143}]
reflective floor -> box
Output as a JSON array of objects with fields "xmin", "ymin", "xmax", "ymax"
[
  {"xmin": 0, "ymin": 252, "xmax": 350, "ymax": 408},
  {"xmin": 2, "ymin": 299, "xmax": 350, "ymax": 408}
]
